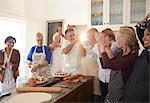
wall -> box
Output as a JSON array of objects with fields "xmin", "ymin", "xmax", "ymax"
[
  {"xmin": 0, "ymin": 0, "xmax": 25, "ymax": 17},
  {"xmin": 47, "ymin": 0, "xmax": 88, "ymax": 28},
  {"xmin": 0, "ymin": 0, "xmax": 149, "ymax": 54},
  {"xmin": 0, "ymin": 0, "xmax": 49, "ymax": 55},
  {"xmin": 24, "ymin": 0, "xmax": 89, "ymax": 52},
  {"xmin": 0, "ymin": 0, "xmax": 50, "ymax": 77},
  {"xmin": 25, "ymin": 0, "xmax": 49, "ymax": 54}
]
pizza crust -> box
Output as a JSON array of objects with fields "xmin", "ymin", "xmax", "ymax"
[{"xmin": 7, "ymin": 92, "xmax": 52, "ymax": 103}]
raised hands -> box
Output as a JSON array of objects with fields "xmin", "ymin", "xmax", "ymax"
[{"xmin": 98, "ymin": 32, "xmax": 112, "ymax": 53}]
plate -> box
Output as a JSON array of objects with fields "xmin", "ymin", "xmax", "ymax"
[{"xmin": 7, "ymin": 92, "xmax": 52, "ymax": 103}]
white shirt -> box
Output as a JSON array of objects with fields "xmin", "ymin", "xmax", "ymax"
[
  {"xmin": 50, "ymin": 38, "xmax": 64, "ymax": 74},
  {"xmin": 62, "ymin": 40, "xmax": 84, "ymax": 74},
  {"xmin": 92, "ymin": 43, "xmax": 111, "ymax": 83}
]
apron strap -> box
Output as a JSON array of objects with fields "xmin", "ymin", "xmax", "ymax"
[
  {"xmin": 33, "ymin": 46, "xmax": 45, "ymax": 54},
  {"xmin": 4, "ymin": 48, "xmax": 13, "ymax": 66},
  {"xmin": 33, "ymin": 46, "xmax": 38, "ymax": 54},
  {"xmin": 8, "ymin": 48, "xmax": 13, "ymax": 62},
  {"xmin": 42, "ymin": 46, "xmax": 45, "ymax": 54},
  {"xmin": 32, "ymin": 46, "xmax": 38, "ymax": 60},
  {"xmin": 1, "ymin": 48, "xmax": 14, "ymax": 81}
]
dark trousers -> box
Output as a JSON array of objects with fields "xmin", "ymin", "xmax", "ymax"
[
  {"xmin": 100, "ymin": 81, "xmax": 109, "ymax": 102},
  {"xmin": 92, "ymin": 94, "xmax": 101, "ymax": 103}
]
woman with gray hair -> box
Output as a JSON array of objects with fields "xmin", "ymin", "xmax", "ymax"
[{"xmin": 27, "ymin": 32, "xmax": 52, "ymax": 77}]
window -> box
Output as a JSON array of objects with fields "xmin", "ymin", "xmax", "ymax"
[{"xmin": 0, "ymin": 17, "xmax": 26, "ymax": 77}]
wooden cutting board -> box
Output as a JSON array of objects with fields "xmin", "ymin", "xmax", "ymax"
[{"xmin": 16, "ymin": 87, "xmax": 62, "ymax": 93}]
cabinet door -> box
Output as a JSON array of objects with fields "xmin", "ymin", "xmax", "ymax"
[
  {"xmin": 91, "ymin": 0, "xmax": 104, "ymax": 26},
  {"xmin": 130, "ymin": 0, "xmax": 146, "ymax": 23},
  {"xmin": 108, "ymin": 0, "xmax": 124, "ymax": 25}
]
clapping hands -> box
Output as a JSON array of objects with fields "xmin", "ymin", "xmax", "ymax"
[{"xmin": 98, "ymin": 32, "xmax": 112, "ymax": 53}]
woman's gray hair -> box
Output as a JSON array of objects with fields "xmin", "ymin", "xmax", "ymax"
[{"xmin": 36, "ymin": 32, "xmax": 43, "ymax": 38}]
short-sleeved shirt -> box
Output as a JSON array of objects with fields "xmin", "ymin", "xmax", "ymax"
[
  {"xmin": 62, "ymin": 40, "xmax": 83, "ymax": 74},
  {"xmin": 27, "ymin": 45, "xmax": 52, "ymax": 64}
]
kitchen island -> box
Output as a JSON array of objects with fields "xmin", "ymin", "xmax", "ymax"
[{"xmin": 1, "ymin": 76, "xmax": 93, "ymax": 103}]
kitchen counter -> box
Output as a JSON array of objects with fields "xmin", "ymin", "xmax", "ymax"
[
  {"xmin": 1, "ymin": 76, "xmax": 93, "ymax": 103},
  {"xmin": 50, "ymin": 76, "xmax": 93, "ymax": 103}
]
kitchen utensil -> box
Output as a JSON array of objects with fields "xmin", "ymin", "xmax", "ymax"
[{"xmin": 16, "ymin": 87, "xmax": 62, "ymax": 93}]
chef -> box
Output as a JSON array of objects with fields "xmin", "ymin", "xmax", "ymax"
[{"xmin": 27, "ymin": 32, "xmax": 52, "ymax": 77}]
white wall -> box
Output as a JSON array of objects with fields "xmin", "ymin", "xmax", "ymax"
[
  {"xmin": 25, "ymin": 0, "xmax": 48, "ymax": 20},
  {"xmin": 0, "ymin": 0, "xmax": 49, "ymax": 55},
  {"xmin": 0, "ymin": 0, "xmax": 89, "ymax": 50},
  {"xmin": 0, "ymin": 0, "xmax": 49, "ymax": 77},
  {"xmin": 24, "ymin": 0, "xmax": 89, "ymax": 53},
  {"xmin": 25, "ymin": 0, "xmax": 49, "ymax": 54},
  {"xmin": 0, "ymin": 0, "xmax": 149, "ymax": 54},
  {"xmin": 47, "ymin": 0, "xmax": 88, "ymax": 27},
  {"xmin": 0, "ymin": 0, "xmax": 25, "ymax": 17}
]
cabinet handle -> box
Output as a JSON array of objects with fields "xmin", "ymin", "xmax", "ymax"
[
  {"xmin": 107, "ymin": 23, "xmax": 109, "ymax": 24},
  {"xmin": 103, "ymin": 23, "xmax": 105, "ymax": 25}
]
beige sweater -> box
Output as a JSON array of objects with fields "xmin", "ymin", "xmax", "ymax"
[{"xmin": 83, "ymin": 48, "xmax": 101, "ymax": 96}]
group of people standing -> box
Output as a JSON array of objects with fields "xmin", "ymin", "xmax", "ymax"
[{"xmin": 0, "ymin": 13, "xmax": 149, "ymax": 103}]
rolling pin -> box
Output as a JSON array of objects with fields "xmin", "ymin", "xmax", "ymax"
[{"xmin": 16, "ymin": 87, "xmax": 62, "ymax": 93}]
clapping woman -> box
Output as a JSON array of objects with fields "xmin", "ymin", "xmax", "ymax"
[{"xmin": 0, "ymin": 36, "xmax": 20, "ymax": 93}]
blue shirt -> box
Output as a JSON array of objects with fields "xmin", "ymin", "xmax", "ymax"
[{"xmin": 27, "ymin": 45, "xmax": 52, "ymax": 64}]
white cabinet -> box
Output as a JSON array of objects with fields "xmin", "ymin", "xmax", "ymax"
[
  {"xmin": 90, "ymin": 0, "xmax": 125, "ymax": 30},
  {"xmin": 89, "ymin": 0, "xmax": 149, "ymax": 30},
  {"xmin": 107, "ymin": 0, "xmax": 125, "ymax": 25},
  {"xmin": 90, "ymin": 0, "xmax": 104, "ymax": 26},
  {"xmin": 126, "ymin": 0, "xmax": 150, "ymax": 25}
]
